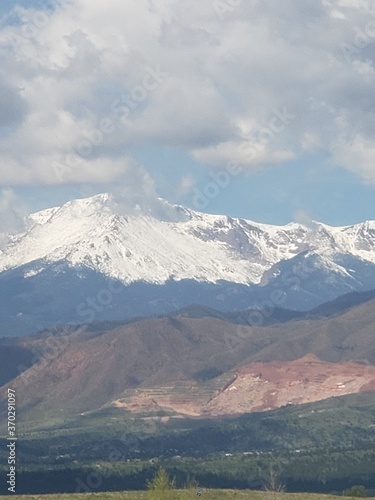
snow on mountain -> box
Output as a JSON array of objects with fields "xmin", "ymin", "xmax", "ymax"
[{"xmin": 0, "ymin": 193, "xmax": 374, "ymax": 288}]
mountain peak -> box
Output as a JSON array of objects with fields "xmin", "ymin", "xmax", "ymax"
[{"xmin": 0, "ymin": 193, "xmax": 374, "ymax": 290}]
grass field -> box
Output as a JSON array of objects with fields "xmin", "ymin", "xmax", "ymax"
[{"xmin": 1, "ymin": 491, "xmax": 373, "ymax": 500}]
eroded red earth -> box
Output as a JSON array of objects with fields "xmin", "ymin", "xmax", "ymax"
[{"xmin": 114, "ymin": 354, "xmax": 375, "ymax": 417}]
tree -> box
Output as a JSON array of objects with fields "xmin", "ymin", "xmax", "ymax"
[
  {"xmin": 343, "ymin": 485, "xmax": 367, "ymax": 497},
  {"xmin": 147, "ymin": 467, "xmax": 175, "ymax": 500},
  {"xmin": 263, "ymin": 465, "xmax": 285, "ymax": 500},
  {"xmin": 184, "ymin": 473, "xmax": 198, "ymax": 489}
]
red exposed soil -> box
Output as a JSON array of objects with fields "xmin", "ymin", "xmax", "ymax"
[{"xmin": 114, "ymin": 354, "xmax": 375, "ymax": 417}]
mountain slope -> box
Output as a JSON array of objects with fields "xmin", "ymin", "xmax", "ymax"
[
  {"xmin": 1, "ymin": 295, "xmax": 374, "ymax": 420},
  {"xmin": 1, "ymin": 193, "xmax": 375, "ymax": 285},
  {"xmin": 114, "ymin": 354, "xmax": 375, "ymax": 416},
  {"xmin": 0, "ymin": 193, "xmax": 375, "ymax": 335},
  {"xmin": 0, "ymin": 193, "xmax": 272, "ymax": 285}
]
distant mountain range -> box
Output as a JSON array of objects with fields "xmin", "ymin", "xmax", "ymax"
[
  {"xmin": 0, "ymin": 193, "xmax": 375, "ymax": 335},
  {"xmin": 1, "ymin": 290, "xmax": 375, "ymax": 421}
]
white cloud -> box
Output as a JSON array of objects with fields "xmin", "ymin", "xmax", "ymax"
[
  {"xmin": 192, "ymin": 140, "xmax": 295, "ymax": 169},
  {"xmin": 177, "ymin": 175, "xmax": 196, "ymax": 196},
  {"xmin": 293, "ymin": 209, "xmax": 317, "ymax": 228},
  {"xmin": 0, "ymin": 189, "xmax": 29, "ymax": 248},
  {"xmin": 332, "ymin": 133, "xmax": 375, "ymax": 185},
  {"xmin": 0, "ymin": 0, "xmax": 375, "ymax": 189}
]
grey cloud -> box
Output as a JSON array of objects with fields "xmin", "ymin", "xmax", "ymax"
[
  {"xmin": 0, "ymin": 77, "xmax": 27, "ymax": 128},
  {"xmin": 0, "ymin": 189, "xmax": 29, "ymax": 248},
  {"xmin": 0, "ymin": 0, "xmax": 374, "ymax": 187}
]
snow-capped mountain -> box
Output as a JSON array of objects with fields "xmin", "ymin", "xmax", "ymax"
[
  {"xmin": 1, "ymin": 192, "xmax": 375, "ymax": 284},
  {"xmin": 0, "ymin": 193, "xmax": 374, "ymax": 335}
]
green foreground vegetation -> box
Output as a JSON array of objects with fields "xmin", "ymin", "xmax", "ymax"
[
  {"xmin": 1, "ymin": 491, "xmax": 374, "ymax": 500},
  {"xmin": 1, "ymin": 393, "xmax": 375, "ymax": 495}
]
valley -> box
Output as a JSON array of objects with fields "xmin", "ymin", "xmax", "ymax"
[
  {"xmin": 2, "ymin": 0, "xmax": 375, "ymax": 496},
  {"xmin": 0, "ymin": 195, "xmax": 374, "ymax": 496},
  {"xmin": 1, "ymin": 290, "xmax": 375, "ymax": 495}
]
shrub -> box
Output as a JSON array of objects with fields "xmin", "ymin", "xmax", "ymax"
[
  {"xmin": 147, "ymin": 467, "xmax": 175, "ymax": 500},
  {"xmin": 343, "ymin": 485, "xmax": 367, "ymax": 497}
]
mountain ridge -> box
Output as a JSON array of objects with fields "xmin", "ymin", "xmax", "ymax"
[
  {"xmin": 1, "ymin": 192, "xmax": 375, "ymax": 285},
  {"xmin": 1, "ymin": 293, "xmax": 375, "ymax": 421},
  {"xmin": 0, "ymin": 193, "xmax": 375, "ymax": 335}
]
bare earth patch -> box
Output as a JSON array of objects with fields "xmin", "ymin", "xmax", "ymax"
[{"xmin": 114, "ymin": 354, "xmax": 375, "ymax": 417}]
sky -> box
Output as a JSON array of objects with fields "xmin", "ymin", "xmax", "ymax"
[{"xmin": 0, "ymin": 0, "xmax": 374, "ymax": 232}]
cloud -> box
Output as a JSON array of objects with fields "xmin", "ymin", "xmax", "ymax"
[
  {"xmin": 0, "ymin": 77, "xmax": 28, "ymax": 129},
  {"xmin": 0, "ymin": 189, "xmax": 29, "ymax": 248},
  {"xmin": 0, "ymin": 0, "xmax": 374, "ymax": 190},
  {"xmin": 293, "ymin": 209, "xmax": 317, "ymax": 229},
  {"xmin": 192, "ymin": 139, "xmax": 295, "ymax": 169},
  {"xmin": 331, "ymin": 133, "xmax": 375, "ymax": 185},
  {"xmin": 177, "ymin": 175, "xmax": 196, "ymax": 196}
]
